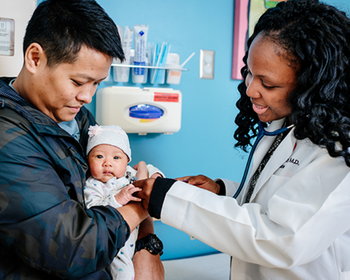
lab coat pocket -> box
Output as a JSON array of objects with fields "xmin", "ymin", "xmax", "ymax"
[{"xmin": 254, "ymin": 174, "xmax": 289, "ymax": 211}]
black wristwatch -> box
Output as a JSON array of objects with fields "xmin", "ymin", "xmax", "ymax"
[{"xmin": 135, "ymin": 233, "xmax": 163, "ymax": 256}]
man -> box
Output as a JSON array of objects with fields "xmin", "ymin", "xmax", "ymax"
[{"xmin": 0, "ymin": 0, "xmax": 164, "ymax": 278}]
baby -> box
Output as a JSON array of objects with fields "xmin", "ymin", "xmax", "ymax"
[{"xmin": 84, "ymin": 124, "xmax": 164, "ymax": 280}]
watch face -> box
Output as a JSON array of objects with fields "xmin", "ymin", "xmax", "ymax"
[
  {"xmin": 136, "ymin": 234, "xmax": 163, "ymax": 255},
  {"xmin": 150, "ymin": 235, "xmax": 163, "ymax": 250}
]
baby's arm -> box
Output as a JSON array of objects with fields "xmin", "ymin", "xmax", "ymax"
[
  {"xmin": 147, "ymin": 164, "xmax": 165, "ymax": 179},
  {"xmin": 132, "ymin": 162, "xmax": 165, "ymax": 180},
  {"xmin": 114, "ymin": 184, "xmax": 142, "ymax": 206},
  {"xmin": 133, "ymin": 161, "xmax": 149, "ymax": 180},
  {"xmin": 150, "ymin": 172, "xmax": 162, "ymax": 179}
]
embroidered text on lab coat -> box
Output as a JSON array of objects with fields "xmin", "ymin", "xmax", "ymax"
[{"xmin": 280, "ymin": 157, "xmax": 300, "ymax": 169}]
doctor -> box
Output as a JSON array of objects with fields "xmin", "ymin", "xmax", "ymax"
[{"xmin": 134, "ymin": 0, "xmax": 350, "ymax": 279}]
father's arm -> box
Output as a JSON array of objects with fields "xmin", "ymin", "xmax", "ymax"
[
  {"xmin": 133, "ymin": 215, "xmax": 165, "ymax": 280},
  {"xmin": 0, "ymin": 118, "xmax": 143, "ymax": 278}
]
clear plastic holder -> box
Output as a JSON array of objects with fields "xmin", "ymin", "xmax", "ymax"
[
  {"xmin": 166, "ymin": 53, "xmax": 181, "ymax": 84},
  {"xmin": 113, "ymin": 58, "xmax": 130, "ymax": 83},
  {"xmin": 150, "ymin": 68, "xmax": 165, "ymax": 84},
  {"xmin": 131, "ymin": 56, "xmax": 148, "ymax": 84},
  {"xmin": 166, "ymin": 66, "xmax": 182, "ymax": 84},
  {"xmin": 111, "ymin": 52, "xmax": 188, "ymax": 85}
]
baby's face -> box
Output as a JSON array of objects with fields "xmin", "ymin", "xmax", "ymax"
[{"xmin": 88, "ymin": 144, "xmax": 129, "ymax": 183}]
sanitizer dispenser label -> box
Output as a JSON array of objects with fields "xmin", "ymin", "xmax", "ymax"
[{"xmin": 154, "ymin": 92, "xmax": 179, "ymax": 103}]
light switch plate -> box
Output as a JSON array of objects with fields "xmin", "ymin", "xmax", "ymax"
[{"xmin": 199, "ymin": 49, "xmax": 215, "ymax": 79}]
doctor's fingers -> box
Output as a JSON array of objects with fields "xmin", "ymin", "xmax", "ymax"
[
  {"xmin": 176, "ymin": 175, "xmax": 220, "ymax": 194},
  {"xmin": 175, "ymin": 175, "xmax": 192, "ymax": 182},
  {"xmin": 133, "ymin": 178, "xmax": 156, "ymax": 199},
  {"xmin": 176, "ymin": 174, "xmax": 211, "ymax": 186}
]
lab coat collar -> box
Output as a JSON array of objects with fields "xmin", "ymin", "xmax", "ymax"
[{"xmin": 241, "ymin": 118, "xmax": 296, "ymax": 203}]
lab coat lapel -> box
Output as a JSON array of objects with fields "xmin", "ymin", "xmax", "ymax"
[
  {"xmin": 250, "ymin": 130, "xmax": 295, "ymax": 201},
  {"xmin": 238, "ymin": 119, "xmax": 284, "ymax": 204},
  {"xmin": 245, "ymin": 119, "xmax": 295, "ymax": 202}
]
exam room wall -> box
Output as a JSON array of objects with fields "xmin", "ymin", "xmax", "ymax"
[{"xmin": 36, "ymin": 0, "xmax": 350, "ymax": 181}]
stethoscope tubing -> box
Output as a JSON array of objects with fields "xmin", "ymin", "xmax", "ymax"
[{"xmin": 233, "ymin": 120, "xmax": 294, "ymax": 199}]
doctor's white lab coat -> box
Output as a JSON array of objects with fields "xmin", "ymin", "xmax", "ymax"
[{"xmin": 160, "ymin": 118, "xmax": 350, "ymax": 280}]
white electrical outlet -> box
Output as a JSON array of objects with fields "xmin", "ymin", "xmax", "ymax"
[{"xmin": 199, "ymin": 49, "xmax": 215, "ymax": 79}]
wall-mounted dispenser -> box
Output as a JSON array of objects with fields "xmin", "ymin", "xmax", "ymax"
[
  {"xmin": 0, "ymin": 0, "xmax": 37, "ymax": 76},
  {"xmin": 96, "ymin": 86, "xmax": 182, "ymax": 135}
]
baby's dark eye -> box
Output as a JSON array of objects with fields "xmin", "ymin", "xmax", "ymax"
[
  {"xmin": 97, "ymin": 155, "xmax": 103, "ymax": 159},
  {"xmin": 114, "ymin": 156, "xmax": 120, "ymax": 160}
]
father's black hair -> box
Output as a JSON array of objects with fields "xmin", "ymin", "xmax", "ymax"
[{"xmin": 23, "ymin": 0, "xmax": 124, "ymax": 66}]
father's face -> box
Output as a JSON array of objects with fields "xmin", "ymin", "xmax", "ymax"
[{"xmin": 31, "ymin": 45, "xmax": 112, "ymax": 123}]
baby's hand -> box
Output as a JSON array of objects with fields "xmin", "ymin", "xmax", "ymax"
[
  {"xmin": 114, "ymin": 184, "xmax": 142, "ymax": 205},
  {"xmin": 133, "ymin": 161, "xmax": 148, "ymax": 180}
]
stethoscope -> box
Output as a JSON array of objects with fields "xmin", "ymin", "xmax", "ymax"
[{"xmin": 233, "ymin": 120, "xmax": 294, "ymax": 199}]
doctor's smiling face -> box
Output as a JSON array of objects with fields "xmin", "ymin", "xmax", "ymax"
[{"xmin": 245, "ymin": 32, "xmax": 299, "ymax": 123}]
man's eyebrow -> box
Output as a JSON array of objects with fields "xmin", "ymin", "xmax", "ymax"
[
  {"xmin": 74, "ymin": 73, "xmax": 95, "ymax": 80},
  {"xmin": 74, "ymin": 73, "xmax": 106, "ymax": 82}
]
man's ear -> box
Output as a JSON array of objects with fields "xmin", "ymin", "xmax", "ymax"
[{"xmin": 24, "ymin": 43, "xmax": 47, "ymax": 74}]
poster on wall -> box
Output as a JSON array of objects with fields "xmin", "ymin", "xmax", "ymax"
[{"xmin": 232, "ymin": 0, "xmax": 285, "ymax": 80}]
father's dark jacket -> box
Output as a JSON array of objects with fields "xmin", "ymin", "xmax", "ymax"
[{"xmin": 0, "ymin": 77, "xmax": 129, "ymax": 279}]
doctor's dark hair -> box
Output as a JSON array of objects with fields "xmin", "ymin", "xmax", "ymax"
[
  {"xmin": 234, "ymin": 0, "xmax": 350, "ymax": 166},
  {"xmin": 23, "ymin": 0, "xmax": 124, "ymax": 66}
]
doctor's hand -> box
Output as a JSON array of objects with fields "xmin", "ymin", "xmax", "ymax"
[
  {"xmin": 133, "ymin": 178, "xmax": 156, "ymax": 211},
  {"xmin": 176, "ymin": 175, "xmax": 220, "ymax": 194}
]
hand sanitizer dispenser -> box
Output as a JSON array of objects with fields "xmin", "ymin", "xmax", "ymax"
[{"xmin": 96, "ymin": 86, "xmax": 182, "ymax": 135}]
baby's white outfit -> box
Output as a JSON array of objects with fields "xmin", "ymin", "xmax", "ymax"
[{"xmin": 84, "ymin": 165, "xmax": 164, "ymax": 280}]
